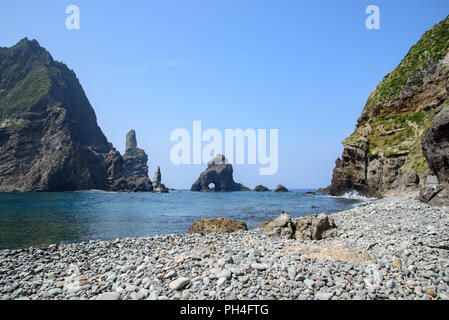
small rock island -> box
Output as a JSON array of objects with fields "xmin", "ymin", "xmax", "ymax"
[{"xmin": 191, "ymin": 154, "xmax": 250, "ymax": 192}]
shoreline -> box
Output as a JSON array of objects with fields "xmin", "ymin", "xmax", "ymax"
[{"xmin": 1, "ymin": 192, "xmax": 448, "ymax": 300}]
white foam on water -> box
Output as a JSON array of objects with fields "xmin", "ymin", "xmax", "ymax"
[{"xmin": 340, "ymin": 190, "xmax": 377, "ymax": 202}]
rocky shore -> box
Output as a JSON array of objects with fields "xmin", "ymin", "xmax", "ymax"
[{"xmin": 1, "ymin": 193, "xmax": 448, "ymax": 300}]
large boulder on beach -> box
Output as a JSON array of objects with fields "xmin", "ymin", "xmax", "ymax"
[
  {"xmin": 293, "ymin": 214, "xmax": 337, "ymax": 240},
  {"xmin": 187, "ymin": 217, "xmax": 248, "ymax": 235},
  {"xmin": 259, "ymin": 212, "xmax": 337, "ymax": 240},
  {"xmin": 274, "ymin": 184, "xmax": 289, "ymax": 192},
  {"xmin": 254, "ymin": 185, "xmax": 270, "ymax": 192},
  {"xmin": 259, "ymin": 212, "xmax": 295, "ymax": 239},
  {"xmin": 190, "ymin": 154, "xmax": 250, "ymax": 192}
]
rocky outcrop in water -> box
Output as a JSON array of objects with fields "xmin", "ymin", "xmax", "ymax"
[
  {"xmin": 110, "ymin": 130, "xmax": 152, "ymax": 192},
  {"xmin": 328, "ymin": 16, "xmax": 449, "ymax": 198},
  {"xmin": 152, "ymin": 166, "xmax": 168, "ymax": 193},
  {"xmin": 274, "ymin": 184, "xmax": 288, "ymax": 192},
  {"xmin": 190, "ymin": 154, "xmax": 249, "ymax": 192},
  {"xmin": 0, "ymin": 39, "xmax": 152, "ymax": 192},
  {"xmin": 254, "ymin": 185, "xmax": 270, "ymax": 192}
]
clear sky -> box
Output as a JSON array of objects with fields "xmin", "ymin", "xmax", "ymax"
[{"xmin": 1, "ymin": 1, "xmax": 448, "ymax": 189}]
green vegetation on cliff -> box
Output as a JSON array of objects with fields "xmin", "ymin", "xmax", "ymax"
[
  {"xmin": 0, "ymin": 39, "xmax": 52, "ymax": 118},
  {"xmin": 366, "ymin": 15, "xmax": 449, "ymax": 109},
  {"xmin": 333, "ymin": 15, "xmax": 449, "ymax": 196}
]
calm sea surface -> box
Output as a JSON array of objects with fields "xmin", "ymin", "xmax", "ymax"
[{"xmin": 0, "ymin": 189, "xmax": 366, "ymax": 249}]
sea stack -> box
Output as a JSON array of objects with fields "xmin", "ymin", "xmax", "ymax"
[
  {"xmin": 112, "ymin": 130, "xmax": 153, "ymax": 192},
  {"xmin": 191, "ymin": 154, "xmax": 249, "ymax": 192},
  {"xmin": 152, "ymin": 166, "xmax": 169, "ymax": 193}
]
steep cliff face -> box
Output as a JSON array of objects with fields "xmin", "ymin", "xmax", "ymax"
[
  {"xmin": 0, "ymin": 39, "xmax": 151, "ymax": 192},
  {"xmin": 329, "ymin": 16, "xmax": 449, "ymax": 197}
]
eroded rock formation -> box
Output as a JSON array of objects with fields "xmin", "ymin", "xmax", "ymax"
[{"xmin": 190, "ymin": 154, "xmax": 249, "ymax": 192}]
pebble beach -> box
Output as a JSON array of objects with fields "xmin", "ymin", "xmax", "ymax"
[{"xmin": 1, "ymin": 192, "xmax": 448, "ymax": 300}]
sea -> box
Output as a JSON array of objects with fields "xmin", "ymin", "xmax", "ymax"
[{"xmin": 0, "ymin": 189, "xmax": 372, "ymax": 249}]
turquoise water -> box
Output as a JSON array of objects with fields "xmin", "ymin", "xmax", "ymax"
[{"xmin": 0, "ymin": 190, "xmax": 364, "ymax": 249}]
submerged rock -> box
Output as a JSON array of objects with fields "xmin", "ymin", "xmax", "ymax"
[
  {"xmin": 187, "ymin": 217, "xmax": 248, "ymax": 235},
  {"xmin": 190, "ymin": 154, "xmax": 249, "ymax": 192}
]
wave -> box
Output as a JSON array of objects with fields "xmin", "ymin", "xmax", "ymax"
[{"xmin": 339, "ymin": 190, "xmax": 377, "ymax": 202}]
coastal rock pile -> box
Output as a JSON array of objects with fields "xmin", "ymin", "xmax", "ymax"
[
  {"xmin": 187, "ymin": 218, "xmax": 248, "ymax": 235},
  {"xmin": 190, "ymin": 154, "xmax": 249, "ymax": 192}
]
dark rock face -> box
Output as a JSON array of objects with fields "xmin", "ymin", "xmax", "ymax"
[
  {"xmin": 274, "ymin": 184, "xmax": 288, "ymax": 192},
  {"xmin": 152, "ymin": 166, "xmax": 168, "ymax": 193},
  {"xmin": 187, "ymin": 218, "xmax": 247, "ymax": 235},
  {"xmin": 190, "ymin": 154, "xmax": 249, "ymax": 192},
  {"xmin": 419, "ymin": 107, "xmax": 449, "ymax": 206},
  {"xmin": 254, "ymin": 185, "xmax": 270, "ymax": 192},
  {"xmin": 422, "ymin": 107, "xmax": 449, "ymax": 184},
  {"xmin": 328, "ymin": 16, "xmax": 449, "ymax": 197},
  {"xmin": 0, "ymin": 39, "xmax": 151, "ymax": 192}
]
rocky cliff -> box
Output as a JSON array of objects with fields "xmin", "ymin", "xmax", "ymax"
[
  {"xmin": 0, "ymin": 38, "xmax": 152, "ymax": 192},
  {"xmin": 329, "ymin": 15, "xmax": 449, "ymax": 197}
]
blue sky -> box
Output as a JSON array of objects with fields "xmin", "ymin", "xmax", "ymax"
[{"xmin": 1, "ymin": 0, "xmax": 448, "ymax": 189}]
